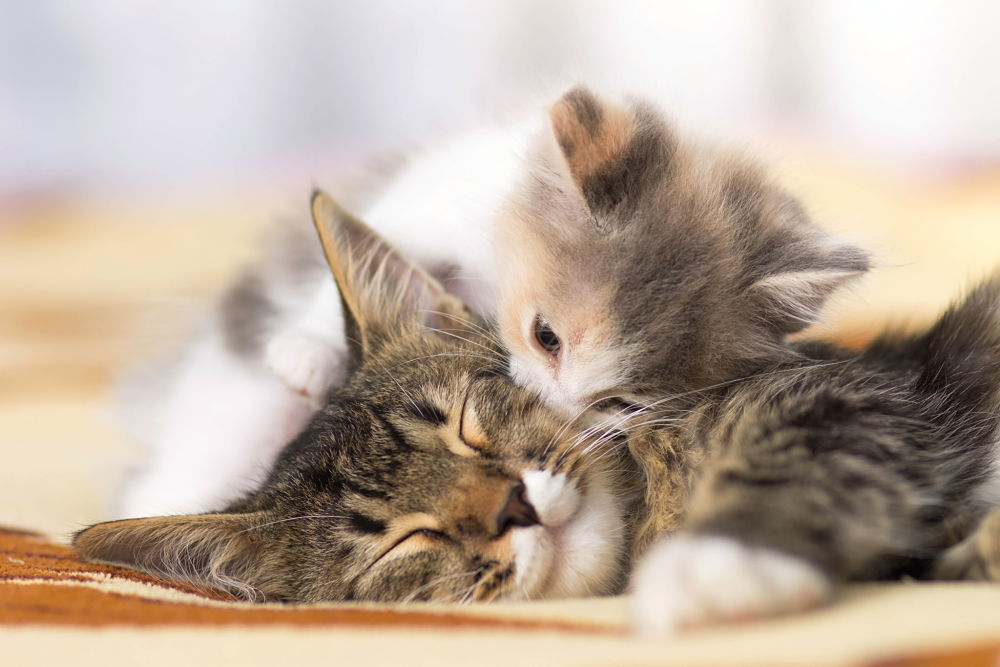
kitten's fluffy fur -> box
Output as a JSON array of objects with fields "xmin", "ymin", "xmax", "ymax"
[
  {"xmin": 116, "ymin": 86, "xmax": 866, "ymax": 519},
  {"xmin": 499, "ymin": 87, "xmax": 868, "ymax": 413}
]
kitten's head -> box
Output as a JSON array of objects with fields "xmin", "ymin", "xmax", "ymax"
[
  {"xmin": 74, "ymin": 193, "xmax": 636, "ymax": 603},
  {"xmin": 498, "ymin": 86, "xmax": 870, "ymax": 414}
]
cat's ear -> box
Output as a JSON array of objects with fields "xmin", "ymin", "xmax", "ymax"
[
  {"xmin": 73, "ymin": 512, "xmax": 280, "ymax": 600},
  {"xmin": 310, "ymin": 191, "xmax": 475, "ymax": 362},
  {"xmin": 725, "ymin": 166, "xmax": 871, "ymax": 335},
  {"xmin": 747, "ymin": 233, "xmax": 870, "ymax": 335},
  {"xmin": 749, "ymin": 265, "xmax": 866, "ymax": 334},
  {"xmin": 548, "ymin": 85, "xmax": 673, "ymax": 225}
]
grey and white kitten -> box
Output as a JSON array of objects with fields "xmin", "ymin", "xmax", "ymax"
[
  {"xmin": 77, "ymin": 195, "xmax": 1000, "ymax": 634},
  {"xmin": 117, "ymin": 85, "xmax": 866, "ymax": 520}
]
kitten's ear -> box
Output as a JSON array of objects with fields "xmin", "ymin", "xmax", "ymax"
[
  {"xmin": 727, "ymin": 166, "xmax": 871, "ymax": 335},
  {"xmin": 748, "ymin": 239, "xmax": 870, "ymax": 335},
  {"xmin": 310, "ymin": 191, "xmax": 475, "ymax": 363},
  {"xmin": 548, "ymin": 85, "xmax": 672, "ymax": 225},
  {"xmin": 73, "ymin": 513, "xmax": 279, "ymax": 600}
]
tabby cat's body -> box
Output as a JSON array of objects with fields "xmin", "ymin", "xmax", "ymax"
[{"xmin": 627, "ymin": 276, "xmax": 1000, "ymax": 631}]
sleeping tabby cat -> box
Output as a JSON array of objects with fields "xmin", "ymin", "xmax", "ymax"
[{"xmin": 76, "ymin": 193, "xmax": 1000, "ymax": 633}]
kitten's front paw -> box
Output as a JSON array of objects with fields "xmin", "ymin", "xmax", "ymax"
[
  {"xmin": 630, "ymin": 534, "xmax": 832, "ymax": 636},
  {"xmin": 265, "ymin": 332, "xmax": 340, "ymax": 400}
]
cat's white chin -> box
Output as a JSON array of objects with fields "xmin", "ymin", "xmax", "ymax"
[{"xmin": 510, "ymin": 470, "xmax": 625, "ymax": 600}]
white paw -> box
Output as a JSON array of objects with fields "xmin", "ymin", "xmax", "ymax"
[
  {"xmin": 630, "ymin": 534, "xmax": 832, "ymax": 635},
  {"xmin": 264, "ymin": 332, "xmax": 341, "ymax": 400}
]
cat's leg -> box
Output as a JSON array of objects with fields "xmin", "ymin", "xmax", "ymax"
[
  {"xmin": 264, "ymin": 278, "xmax": 348, "ymax": 400},
  {"xmin": 630, "ymin": 398, "xmax": 945, "ymax": 634},
  {"xmin": 115, "ymin": 331, "xmax": 314, "ymax": 518},
  {"xmin": 632, "ymin": 533, "xmax": 830, "ymax": 635}
]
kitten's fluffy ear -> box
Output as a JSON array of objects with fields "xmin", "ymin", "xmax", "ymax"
[
  {"xmin": 726, "ymin": 166, "xmax": 871, "ymax": 335},
  {"xmin": 73, "ymin": 513, "xmax": 279, "ymax": 600},
  {"xmin": 748, "ymin": 237, "xmax": 870, "ymax": 335},
  {"xmin": 310, "ymin": 191, "xmax": 475, "ymax": 363},
  {"xmin": 548, "ymin": 85, "xmax": 672, "ymax": 225},
  {"xmin": 750, "ymin": 266, "xmax": 865, "ymax": 334}
]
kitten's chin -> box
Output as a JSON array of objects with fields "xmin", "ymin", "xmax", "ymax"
[{"xmin": 510, "ymin": 470, "xmax": 625, "ymax": 600}]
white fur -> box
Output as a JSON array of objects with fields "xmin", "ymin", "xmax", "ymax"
[
  {"xmin": 116, "ymin": 330, "xmax": 313, "ymax": 517},
  {"xmin": 630, "ymin": 534, "xmax": 831, "ymax": 635},
  {"xmin": 512, "ymin": 470, "xmax": 626, "ymax": 599}
]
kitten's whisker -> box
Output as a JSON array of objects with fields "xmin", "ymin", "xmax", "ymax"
[
  {"xmin": 419, "ymin": 309, "xmax": 506, "ymax": 347},
  {"xmin": 424, "ymin": 325, "xmax": 504, "ymax": 358}
]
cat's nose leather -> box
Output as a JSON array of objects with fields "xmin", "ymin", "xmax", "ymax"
[{"xmin": 496, "ymin": 483, "xmax": 540, "ymax": 535}]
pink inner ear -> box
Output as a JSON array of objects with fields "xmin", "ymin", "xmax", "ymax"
[
  {"xmin": 752, "ymin": 269, "xmax": 865, "ymax": 333},
  {"xmin": 548, "ymin": 89, "xmax": 635, "ymax": 184}
]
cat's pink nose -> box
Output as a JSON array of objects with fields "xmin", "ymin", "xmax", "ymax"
[{"xmin": 496, "ymin": 483, "xmax": 540, "ymax": 535}]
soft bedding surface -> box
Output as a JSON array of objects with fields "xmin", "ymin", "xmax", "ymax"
[{"xmin": 2, "ymin": 167, "xmax": 1000, "ymax": 666}]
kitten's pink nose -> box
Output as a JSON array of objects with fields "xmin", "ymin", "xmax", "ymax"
[{"xmin": 496, "ymin": 483, "xmax": 540, "ymax": 535}]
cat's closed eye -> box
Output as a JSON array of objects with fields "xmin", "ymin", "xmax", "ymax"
[
  {"xmin": 376, "ymin": 528, "xmax": 452, "ymax": 565},
  {"xmin": 533, "ymin": 316, "xmax": 561, "ymax": 356},
  {"xmin": 458, "ymin": 394, "xmax": 489, "ymax": 451}
]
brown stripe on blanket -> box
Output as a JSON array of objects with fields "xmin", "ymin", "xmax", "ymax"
[{"xmin": 0, "ymin": 527, "xmax": 619, "ymax": 634}]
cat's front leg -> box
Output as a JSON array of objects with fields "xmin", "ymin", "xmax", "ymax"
[
  {"xmin": 630, "ymin": 534, "xmax": 831, "ymax": 635},
  {"xmin": 628, "ymin": 388, "xmax": 942, "ymax": 634}
]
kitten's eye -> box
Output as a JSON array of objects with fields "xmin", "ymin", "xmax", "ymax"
[{"xmin": 533, "ymin": 316, "xmax": 561, "ymax": 356}]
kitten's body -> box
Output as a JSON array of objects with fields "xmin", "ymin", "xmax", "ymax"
[{"xmin": 109, "ymin": 86, "xmax": 1000, "ymax": 631}]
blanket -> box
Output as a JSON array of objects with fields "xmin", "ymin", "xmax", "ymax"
[{"xmin": 3, "ymin": 166, "xmax": 1000, "ymax": 665}]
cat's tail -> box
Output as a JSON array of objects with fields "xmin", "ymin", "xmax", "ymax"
[
  {"xmin": 875, "ymin": 271, "xmax": 1000, "ymax": 463},
  {"xmin": 916, "ymin": 270, "xmax": 1000, "ymax": 400}
]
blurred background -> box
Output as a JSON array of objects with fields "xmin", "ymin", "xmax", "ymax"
[
  {"xmin": 3, "ymin": 0, "xmax": 1000, "ymax": 195},
  {"xmin": 1, "ymin": 0, "xmax": 999, "ymax": 533}
]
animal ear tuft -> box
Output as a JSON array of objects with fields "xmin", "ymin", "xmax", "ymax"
[{"xmin": 73, "ymin": 513, "xmax": 275, "ymax": 600}]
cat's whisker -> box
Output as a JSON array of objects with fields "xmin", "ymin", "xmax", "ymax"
[
  {"xmin": 394, "ymin": 352, "xmax": 501, "ymax": 367},
  {"xmin": 240, "ymin": 514, "xmax": 350, "ymax": 534},
  {"xmin": 401, "ymin": 568, "xmax": 483, "ymax": 605},
  {"xmin": 369, "ymin": 353, "xmax": 426, "ymax": 416},
  {"xmin": 419, "ymin": 309, "xmax": 507, "ymax": 348},
  {"xmin": 424, "ymin": 325, "xmax": 505, "ymax": 359}
]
